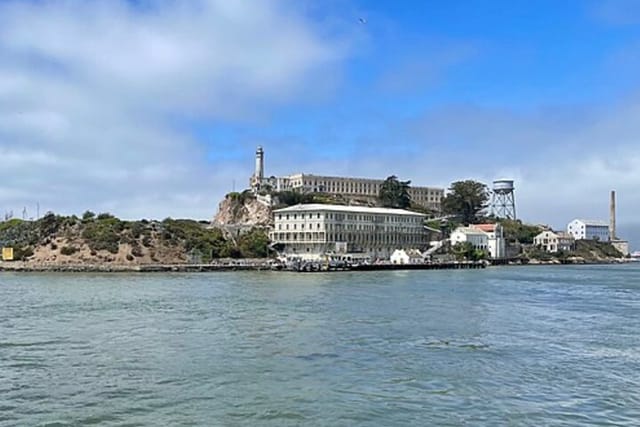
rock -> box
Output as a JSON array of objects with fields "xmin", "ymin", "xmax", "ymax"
[{"xmin": 212, "ymin": 193, "xmax": 272, "ymax": 226}]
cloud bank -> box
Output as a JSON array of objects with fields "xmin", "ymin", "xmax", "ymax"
[{"xmin": 0, "ymin": 0, "xmax": 347, "ymax": 219}]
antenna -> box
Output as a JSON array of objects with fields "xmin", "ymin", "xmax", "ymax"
[
  {"xmin": 22, "ymin": 207, "xmax": 28, "ymax": 220},
  {"xmin": 36, "ymin": 202, "xmax": 40, "ymax": 219}
]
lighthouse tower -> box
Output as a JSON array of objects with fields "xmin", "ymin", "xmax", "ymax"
[
  {"xmin": 250, "ymin": 146, "xmax": 265, "ymax": 191},
  {"xmin": 255, "ymin": 146, "xmax": 264, "ymax": 181}
]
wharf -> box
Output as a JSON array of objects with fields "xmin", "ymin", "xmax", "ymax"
[
  {"xmin": 288, "ymin": 260, "xmax": 487, "ymax": 272},
  {"xmin": 0, "ymin": 260, "xmax": 486, "ymax": 273}
]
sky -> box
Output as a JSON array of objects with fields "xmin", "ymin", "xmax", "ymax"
[{"xmin": 1, "ymin": 0, "xmax": 640, "ymax": 247}]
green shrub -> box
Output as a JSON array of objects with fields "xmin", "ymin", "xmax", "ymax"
[
  {"xmin": 81, "ymin": 219, "xmax": 121, "ymax": 254},
  {"xmin": 13, "ymin": 246, "xmax": 34, "ymax": 260},
  {"xmin": 60, "ymin": 246, "xmax": 79, "ymax": 256}
]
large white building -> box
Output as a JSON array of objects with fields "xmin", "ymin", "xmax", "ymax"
[
  {"xmin": 567, "ymin": 219, "xmax": 610, "ymax": 241},
  {"xmin": 269, "ymin": 204, "xmax": 429, "ymax": 261},
  {"xmin": 449, "ymin": 223, "xmax": 506, "ymax": 259},
  {"xmin": 249, "ymin": 147, "xmax": 444, "ymax": 211},
  {"xmin": 470, "ymin": 223, "xmax": 506, "ymax": 259},
  {"xmin": 450, "ymin": 227, "xmax": 489, "ymax": 253}
]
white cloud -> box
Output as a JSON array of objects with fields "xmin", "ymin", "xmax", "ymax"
[
  {"xmin": 353, "ymin": 98, "xmax": 640, "ymax": 234},
  {"xmin": 0, "ymin": 0, "xmax": 348, "ymax": 219}
]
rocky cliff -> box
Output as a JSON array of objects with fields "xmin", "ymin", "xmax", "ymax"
[{"xmin": 212, "ymin": 192, "xmax": 272, "ymax": 226}]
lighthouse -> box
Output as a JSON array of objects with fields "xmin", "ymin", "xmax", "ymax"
[
  {"xmin": 255, "ymin": 146, "xmax": 264, "ymax": 181},
  {"xmin": 250, "ymin": 146, "xmax": 265, "ymax": 191}
]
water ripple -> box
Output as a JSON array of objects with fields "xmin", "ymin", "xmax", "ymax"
[{"xmin": 1, "ymin": 265, "xmax": 639, "ymax": 425}]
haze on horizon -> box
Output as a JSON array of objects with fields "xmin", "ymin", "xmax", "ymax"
[{"xmin": 1, "ymin": 0, "xmax": 639, "ymax": 248}]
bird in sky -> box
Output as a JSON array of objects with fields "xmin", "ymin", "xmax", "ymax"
[{"xmin": 359, "ymin": 17, "xmax": 367, "ymax": 24}]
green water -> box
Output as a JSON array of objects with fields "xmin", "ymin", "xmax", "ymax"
[{"xmin": 1, "ymin": 265, "xmax": 639, "ymax": 426}]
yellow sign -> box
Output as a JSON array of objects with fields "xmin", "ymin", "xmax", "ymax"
[{"xmin": 2, "ymin": 247, "xmax": 14, "ymax": 261}]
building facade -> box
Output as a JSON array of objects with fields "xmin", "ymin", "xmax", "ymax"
[
  {"xmin": 390, "ymin": 249, "xmax": 424, "ymax": 264},
  {"xmin": 249, "ymin": 147, "xmax": 444, "ymax": 211},
  {"xmin": 269, "ymin": 204, "xmax": 429, "ymax": 261},
  {"xmin": 450, "ymin": 227, "xmax": 489, "ymax": 253},
  {"xmin": 533, "ymin": 230, "xmax": 575, "ymax": 253},
  {"xmin": 449, "ymin": 223, "xmax": 506, "ymax": 259},
  {"xmin": 470, "ymin": 223, "xmax": 506, "ymax": 259},
  {"xmin": 567, "ymin": 219, "xmax": 610, "ymax": 241}
]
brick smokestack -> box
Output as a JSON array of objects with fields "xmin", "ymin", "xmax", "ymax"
[{"xmin": 610, "ymin": 190, "xmax": 616, "ymax": 241}]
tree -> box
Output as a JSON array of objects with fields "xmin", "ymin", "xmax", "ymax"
[
  {"xmin": 378, "ymin": 175, "xmax": 411, "ymax": 209},
  {"xmin": 82, "ymin": 210, "xmax": 96, "ymax": 221},
  {"xmin": 442, "ymin": 180, "xmax": 489, "ymax": 225}
]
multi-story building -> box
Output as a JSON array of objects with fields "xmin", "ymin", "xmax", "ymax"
[
  {"xmin": 449, "ymin": 227, "xmax": 489, "ymax": 254},
  {"xmin": 269, "ymin": 204, "xmax": 429, "ymax": 261},
  {"xmin": 533, "ymin": 230, "xmax": 575, "ymax": 253},
  {"xmin": 470, "ymin": 223, "xmax": 506, "ymax": 259},
  {"xmin": 449, "ymin": 223, "xmax": 506, "ymax": 259},
  {"xmin": 249, "ymin": 147, "xmax": 444, "ymax": 211},
  {"xmin": 567, "ymin": 219, "xmax": 610, "ymax": 241}
]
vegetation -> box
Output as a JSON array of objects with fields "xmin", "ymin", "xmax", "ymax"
[
  {"xmin": 499, "ymin": 219, "xmax": 542, "ymax": 244},
  {"xmin": 227, "ymin": 190, "xmax": 255, "ymax": 204},
  {"xmin": 237, "ymin": 228, "xmax": 270, "ymax": 258},
  {"xmin": 161, "ymin": 218, "xmax": 230, "ymax": 262},
  {"xmin": 451, "ymin": 242, "xmax": 488, "ymax": 261},
  {"xmin": 60, "ymin": 246, "xmax": 79, "ymax": 256},
  {"xmin": 378, "ymin": 175, "xmax": 411, "ymax": 209},
  {"xmin": 81, "ymin": 215, "xmax": 123, "ymax": 254},
  {"xmin": 0, "ymin": 211, "xmax": 275, "ymax": 263},
  {"xmin": 572, "ymin": 240, "xmax": 623, "ymax": 259},
  {"xmin": 442, "ymin": 180, "xmax": 490, "ymax": 225},
  {"xmin": 273, "ymin": 190, "xmax": 316, "ymax": 207}
]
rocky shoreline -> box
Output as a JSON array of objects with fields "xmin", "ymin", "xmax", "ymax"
[
  {"xmin": 0, "ymin": 259, "xmax": 275, "ymax": 273},
  {"xmin": 1, "ymin": 257, "xmax": 634, "ymax": 273}
]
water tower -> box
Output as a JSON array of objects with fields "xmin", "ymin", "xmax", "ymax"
[{"xmin": 491, "ymin": 179, "xmax": 516, "ymax": 220}]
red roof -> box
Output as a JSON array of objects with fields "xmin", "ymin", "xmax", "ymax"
[{"xmin": 471, "ymin": 223, "xmax": 497, "ymax": 232}]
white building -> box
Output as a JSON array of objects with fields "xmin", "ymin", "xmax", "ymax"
[
  {"xmin": 390, "ymin": 249, "xmax": 424, "ymax": 265},
  {"xmin": 269, "ymin": 204, "xmax": 429, "ymax": 261},
  {"xmin": 449, "ymin": 224, "xmax": 506, "ymax": 259},
  {"xmin": 470, "ymin": 223, "xmax": 506, "ymax": 259},
  {"xmin": 450, "ymin": 227, "xmax": 489, "ymax": 253},
  {"xmin": 249, "ymin": 147, "xmax": 444, "ymax": 211},
  {"xmin": 533, "ymin": 230, "xmax": 575, "ymax": 253},
  {"xmin": 567, "ymin": 219, "xmax": 610, "ymax": 241}
]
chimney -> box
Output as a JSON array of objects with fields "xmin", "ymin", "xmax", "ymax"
[{"xmin": 610, "ymin": 190, "xmax": 616, "ymax": 241}]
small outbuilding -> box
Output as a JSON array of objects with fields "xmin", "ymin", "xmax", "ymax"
[{"xmin": 390, "ymin": 249, "xmax": 424, "ymax": 265}]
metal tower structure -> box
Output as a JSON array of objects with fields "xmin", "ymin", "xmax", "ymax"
[{"xmin": 491, "ymin": 179, "xmax": 516, "ymax": 220}]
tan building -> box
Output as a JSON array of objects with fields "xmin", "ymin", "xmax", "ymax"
[
  {"xmin": 533, "ymin": 231, "xmax": 575, "ymax": 253},
  {"xmin": 269, "ymin": 204, "xmax": 429, "ymax": 261}
]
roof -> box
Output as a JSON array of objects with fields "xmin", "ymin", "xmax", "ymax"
[
  {"xmin": 571, "ymin": 219, "xmax": 609, "ymax": 227},
  {"xmin": 535, "ymin": 230, "xmax": 575, "ymax": 239},
  {"xmin": 273, "ymin": 204, "xmax": 426, "ymax": 217},
  {"xmin": 452, "ymin": 226, "xmax": 488, "ymax": 236},
  {"xmin": 555, "ymin": 231, "xmax": 574, "ymax": 239},
  {"xmin": 470, "ymin": 223, "xmax": 498, "ymax": 232}
]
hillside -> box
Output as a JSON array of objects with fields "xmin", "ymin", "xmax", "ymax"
[{"xmin": 0, "ymin": 212, "xmax": 269, "ymax": 265}]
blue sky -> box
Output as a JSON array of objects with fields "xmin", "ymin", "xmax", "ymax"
[{"xmin": 1, "ymin": 0, "xmax": 640, "ymax": 246}]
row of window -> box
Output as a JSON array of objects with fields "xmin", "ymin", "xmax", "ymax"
[
  {"xmin": 276, "ymin": 212, "xmax": 423, "ymax": 223},
  {"xmin": 271, "ymin": 232, "xmax": 427, "ymax": 244}
]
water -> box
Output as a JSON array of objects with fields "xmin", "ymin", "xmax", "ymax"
[{"xmin": 1, "ymin": 264, "xmax": 639, "ymax": 426}]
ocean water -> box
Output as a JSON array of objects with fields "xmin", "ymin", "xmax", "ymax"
[{"xmin": 1, "ymin": 264, "xmax": 639, "ymax": 426}]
